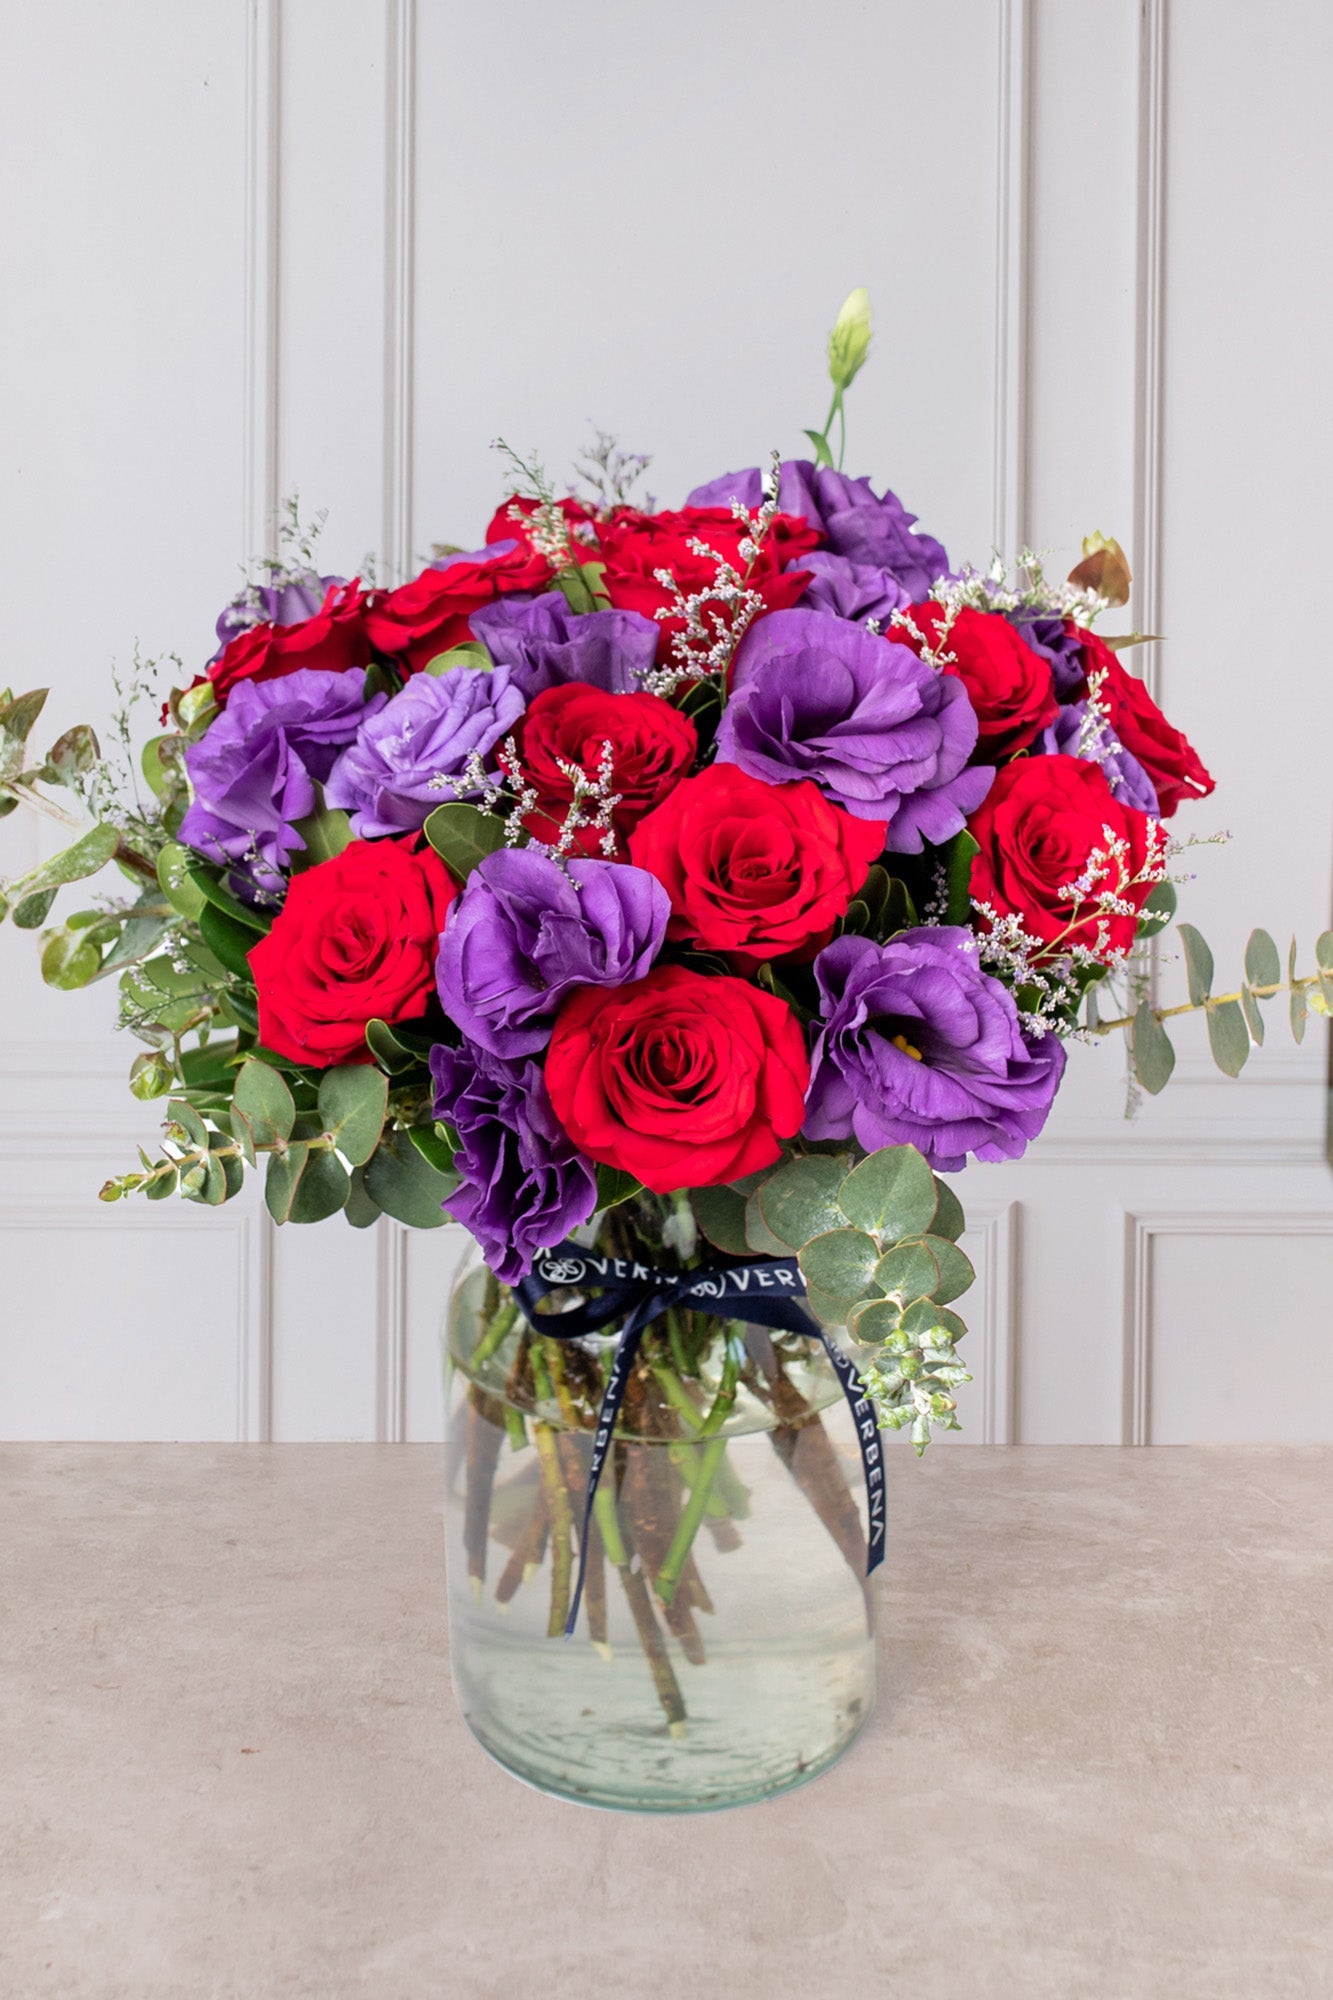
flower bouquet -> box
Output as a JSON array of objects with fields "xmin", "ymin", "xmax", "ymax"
[{"xmin": 4, "ymin": 293, "xmax": 1330, "ymax": 1810}]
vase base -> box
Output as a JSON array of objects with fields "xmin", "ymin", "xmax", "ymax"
[{"xmin": 458, "ymin": 1693, "xmax": 874, "ymax": 1815}]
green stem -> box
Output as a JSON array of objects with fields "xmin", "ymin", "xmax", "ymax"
[
  {"xmin": 1093, "ymin": 972, "xmax": 1324, "ymax": 1037},
  {"xmin": 655, "ymin": 1335, "xmax": 741, "ymax": 1606},
  {"xmin": 470, "ymin": 1299, "xmax": 518, "ymax": 1372}
]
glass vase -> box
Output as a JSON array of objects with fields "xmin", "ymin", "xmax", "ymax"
[{"xmin": 441, "ymin": 1200, "xmax": 877, "ymax": 1814}]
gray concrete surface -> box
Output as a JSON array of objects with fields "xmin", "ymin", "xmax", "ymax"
[{"xmin": 1, "ymin": 1444, "xmax": 1329, "ymax": 1999}]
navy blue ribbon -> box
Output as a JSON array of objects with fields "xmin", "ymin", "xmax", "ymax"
[{"xmin": 514, "ymin": 1240, "xmax": 886, "ymax": 1637}]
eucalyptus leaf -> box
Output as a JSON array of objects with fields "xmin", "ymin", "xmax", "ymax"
[
  {"xmin": 1240, "ymin": 985, "xmax": 1265, "ymax": 1045},
  {"xmin": 1244, "ymin": 928, "xmax": 1281, "ymax": 991},
  {"xmin": 44, "ymin": 723, "xmax": 100, "ymax": 786},
  {"xmin": 1177, "ymin": 923, "xmax": 1214, "ymax": 1007},
  {"xmin": 918, "ymin": 1234, "xmax": 976, "ymax": 1305},
  {"xmin": 145, "ymin": 1165, "xmax": 178, "ymax": 1202},
  {"xmin": 14, "ymin": 821, "xmax": 119, "ymax": 902},
  {"xmin": 1131, "ymin": 1000, "xmax": 1176, "ymax": 1095},
  {"xmin": 847, "ymin": 1297, "xmax": 904, "ymax": 1346},
  {"xmin": 40, "ymin": 927, "xmax": 101, "ymax": 989},
  {"xmin": 799, "ymin": 1228, "xmax": 882, "ymax": 1307},
  {"xmin": 13, "ymin": 888, "xmax": 57, "ymax": 929},
  {"xmin": 363, "ymin": 1128, "xmax": 455, "ymax": 1228},
  {"xmin": 365, "ymin": 1018, "xmax": 418, "ymax": 1074},
  {"xmin": 1289, "ymin": 936, "xmax": 1307, "ymax": 1044},
  {"xmin": 317, "ymin": 1066, "xmax": 389, "ymax": 1167},
  {"xmin": 899, "ymin": 1297, "xmax": 967, "ymax": 1342},
  {"xmin": 423, "ymin": 802, "xmax": 506, "ymax": 883},
  {"xmin": 288, "ymin": 1148, "xmax": 351, "ymax": 1224},
  {"xmin": 1137, "ymin": 879, "xmax": 1178, "ymax": 939},
  {"xmin": 182, "ymin": 1152, "xmax": 228, "ymax": 1207},
  {"xmin": 744, "ymin": 1192, "xmax": 790, "ymax": 1258},
  {"xmin": 1206, "ymin": 997, "xmax": 1250, "ymax": 1076},
  {"xmin": 0, "ymin": 688, "xmax": 48, "ymax": 771},
  {"xmin": 873, "ymin": 1238, "xmax": 941, "ymax": 1305},
  {"xmin": 690, "ymin": 1184, "xmax": 751, "ymax": 1257},
  {"xmin": 838, "ymin": 1145, "xmax": 937, "ymax": 1242},
  {"xmin": 167, "ymin": 1098, "xmax": 210, "ymax": 1148},
  {"xmin": 265, "ymin": 1142, "xmax": 309, "ymax": 1223},
  {"xmin": 804, "ymin": 1282, "xmax": 853, "ymax": 1329},
  {"xmin": 233, "ymin": 1058, "xmax": 296, "ymax": 1147},
  {"xmin": 344, "ymin": 1166, "xmax": 382, "ymax": 1229},
  {"xmin": 754, "ymin": 1155, "xmax": 849, "ymax": 1251},
  {"xmin": 930, "ymin": 1179, "xmax": 967, "ymax": 1243},
  {"xmin": 129, "ymin": 1052, "xmax": 174, "ymax": 1102}
]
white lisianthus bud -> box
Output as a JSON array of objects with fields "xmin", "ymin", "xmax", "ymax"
[{"xmin": 827, "ymin": 287, "xmax": 872, "ymax": 391}]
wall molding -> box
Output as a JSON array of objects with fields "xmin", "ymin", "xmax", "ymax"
[
  {"xmin": 242, "ymin": 0, "xmax": 282, "ymax": 562},
  {"xmin": 991, "ymin": 0, "xmax": 1032, "ymax": 562},
  {"xmin": 375, "ymin": 1219, "xmax": 409, "ymax": 1442},
  {"xmin": 0, "ymin": 1204, "xmax": 271, "ymax": 1442},
  {"xmin": 1121, "ymin": 1207, "xmax": 1333, "ymax": 1444},
  {"xmin": 962, "ymin": 1201, "xmax": 1019, "ymax": 1444},
  {"xmin": 1132, "ymin": 0, "xmax": 1168, "ymax": 702},
  {"xmin": 381, "ymin": 0, "xmax": 417, "ymax": 584}
]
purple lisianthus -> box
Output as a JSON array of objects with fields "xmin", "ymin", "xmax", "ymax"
[
  {"xmin": 470, "ymin": 590, "xmax": 658, "ymax": 699},
  {"xmin": 717, "ymin": 608, "xmax": 994, "ymax": 850},
  {"xmin": 324, "ymin": 665, "xmax": 524, "ymax": 837},
  {"xmin": 180, "ymin": 668, "xmax": 378, "ymax": 893},
  {"xmin": 430, "ymin": 1040, "xmax": 597, "ymax": 1283},
  {"xmin": 797, "ymin": 551, "xmax": 912, "ymax": 625},
  {"xmin": 688, "ymin": 459, "xmax": 950, "ymax": 601},
  {"xmin": 437, "ymin": 848, "xmax": 668, "ymax": 1058},
  {"xmin": 1040, "ymin": 701, "xmax": 1160, "ymax": 817},
  {"xmin": 211, "ymin": 570, "xmax": 347, "ymax": 660},
  {"xmin": 803, "ymin": 928, "xmax": 1066, "ymax": 1173},
  {"xmin": 1006, "ymin": 612, "xmax": 1087, "ymax": 699}
]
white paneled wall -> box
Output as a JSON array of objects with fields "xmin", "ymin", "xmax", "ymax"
[{"xmin": 0, "ymin": 0, "xmax": 1329, "ymax": 1442}]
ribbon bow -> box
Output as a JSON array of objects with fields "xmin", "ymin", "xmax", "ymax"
[{"xmin": 514, "ymin": 1240, "xmax": 887, "ymax": 1637}]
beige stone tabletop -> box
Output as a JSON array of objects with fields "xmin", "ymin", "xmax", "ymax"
[{"xmin": 1, "ymin": 1444, "xmax": 1329, "ymax": 2000}]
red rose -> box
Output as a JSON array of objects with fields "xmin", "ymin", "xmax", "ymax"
[
  {"xmin": 1077, "ymin": 629, "xmax": 1215, "ymax": 817},
  {"xmin": 207, "ymin": 582, "xmax": 370, "ymax": 702},
  {"xmin": 628, "ymin": 762, "xmax": 886, "ymax": 963},
  {"xmin": 248, "ymin": 837, "xmax": 456, "ymax": 1066},
  {"xmin": 364, "ymin": 543, "xmax": 551, "ymax": 675},
  {"xmin": 968, "ymin": 754, "xmax": 1160, "ymax": 961},
  {"xmin": 897, "ymin": 603, "xmax": 1057, "ymax": 759},
  {"xmin": 545, "ymin": 964, "xmax": 810, "ymax": 1193},
  {"xmin": 594, "ymin": 506, "xmax": 821, "ymax": 661},
  {"xmin": 513, "ymin": 684, "xmax": 697, "ymax": 856},
  {"xmin": 484, "ymin": 494, "xmax": 596, "ymax": 551}
]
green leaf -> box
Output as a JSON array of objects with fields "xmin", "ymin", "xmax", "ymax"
[
  {"xmin": 156, "ymin": 843, "xmax": 208, "ymax": 921},
  {"xmin": 918, "ymin": 1234, "xmax": 975, "ymax": 1305},
  {"xmin": 900, "ymin": 1298, "xmax": 968, "ymax": 1343},
  {"xmin": 423, "ymin": 641, "xmax": 492, "ymax": 676},
  {"xmin": 1177, "ymin": 923, "xmax": 1214, "ymax": 1007},
  {"xmin": 1240, "ymin": 985, "xmax": 1265, "ymax": 1045},
  {"xmin": 1316, "ymin": 931, "xmax": 1333, "ymax": 1007},
  {"xmin": 13, "ymin": 888, "xmax": 57, "ymax": 928},
  {"xmin": 265, "ymin": 1141, "xmax": 309, "ymax": 1224},
  {"xmin": 145, "ymin": 1165, "xmax": 178, "ymax": 1202},
  {"xmin": 1137, "ymin": 879, "xmax": 1178, "ymax": 939},
  {"xmin": 804, "ymin": 1282, "xmax": 854, "ymax": 1329},
  {"xmin": 317, "ymin": 1065, "xmax": 389, "ymax": 1167},
  {"xmin": 755, "ymin": 1155, "xmax": 850, "ymax": 1251},
  {"xmin": 423, "ymin": 802, "xmax": 506, "ymax": 883},
  {"xmin": 553, "ymin": 560, "xmax": 612, "ymax": 614},
  {"xmin": 182, "ymin": 1151, "xmax": 227, "ymax": 1206},
  {"xmin": 594, "ymin": 1163, "xmax": 642, "ymax": 1210},
  {"xmin": 940, "ymin": 829, "xmax": 980, "ymax": 927},
  {"xmin": 1244, "ymin": 928, "xmax": 1281, "ymax": 991},
  {"xmin": 363, "ymin": 1128, "xmax": 455, "ymax": 1228},
  {"xmin": 690, "ymin": 1184, "xmax": 751, "ymax": 1257},
  {"xmin": 802, "ymin": 428, "xmax": 835, "ymax": 470},
  {"xmin": 290, "ymin": 805, "xmax": 354, "ymax": 869},
  {"xmin": 288, "ymin": 1148, "xmax": 351, "ymax": 1223},
  {"xmin": 12, "ymin": 821, "xmax": 119, "ymax": 903},
  {"xmin": 344, "ymin": 1166, "xmax": 382, "ymax": 1229},
  {"xmin": 1206, "ymin": 998, "xmax": 1250, "ymax": 1077},
  {"xmin": 40, "ymin": 927, "xmax": 101, "ymax": 989},
  {"xmin": 129, "ymin": 1052, "xmax": 174, "ymax": 1101},
  {"xmin": 846, "ymin": 1297, "xmax": 904, "ymax": 1346},
  {"xmin": 43, "ymin": 723, "xmax": 100, "ymax": 787},
  {"xmin": 872, "ymin": 1238, "xmax": 941, "ymax": 1305},
  {"xmin": 799, "ymin": 1228, "xmax": 882, "ymax": 1307},
  {"xmin": 838, "ymin": 1145, "xmax": 937, "ymax": 1242},
  {"xmin": 744, "ymin": 1192, "xmax": 790, "ymax": 1258},
  {"xmin": 140, "ymin": 735, "xmax": 184, "ymax": 801},
  {"xmin": 1131, "ymin": 1001, "xmax": 1176, "ymax": 1095},
  {"xmin": 411, "ymin": 1124, "xmax": 460, "ymax": 1177},
  {"xmin": 365, "ymin": 1018, "xmax": 419, "ymax": 1074},
  {"xmin": 1289, "ymin": 937, "xmax": 1307, "ymax": 1045},
  {"xmin": 0, "ymin": 688, "xmax": 49, "ymax": 772},
  {"xmin": 197, "ymin": 900, "xmax": 259, "ymax": 980},
  {"xmin": 930, "ymin": 1179, "xmax": 967, "ymax": 1242},
  {"xmin": 184, "ymin": 863, "xmax": 270, "ymax": 932},
  {"xmin": 233, "ymin": 1058, "xmax": 296, "ymax": 1147}
]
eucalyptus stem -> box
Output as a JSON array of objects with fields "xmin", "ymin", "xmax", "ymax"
[{"xmin": 1092, "ymin": 971, "xmax": 1324, "ymax": 1037}]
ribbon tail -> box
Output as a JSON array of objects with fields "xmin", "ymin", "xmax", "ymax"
[
  {"xmin": 564, "ymin": 1316, "xmax": 646, "ymax": 1639},
  {"xmin": 816, "ymin": 1331, "xmax": 888, "ymax": 1577}
]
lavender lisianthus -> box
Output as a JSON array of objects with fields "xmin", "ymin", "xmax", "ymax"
[
  {"xmin": 1040, "ymin": 701, "xmax": 1160, "ymax": 817},
  {"xmin": 470, "ymin": 591, "xmax": 658, "ymax": 700},
  {"xmin": 804, "ymin": 928, "xmax": 1066, "ymax": 1172},
  {"xmin": 437, "ymin": 848, "xmax": 668, "ymax": 1058},
  {"xmin": 325, "ymin": 665, "xmax": 524, "ymax": 837},
  {"xmin": 430, "ymin": 1040, "xmax": 597, "ymax": 1283},
  {"xmin": 797, "ymin": 551, "xmax": 912, "ymax": 625},
  {"xmin": 179, "ymin": 668, "xmax": 379, "ymax": 893},
  {"xmin": 1006, "ymin": 612, "xmax": 1087, "ymax": 699},
  {"xmin": 688, "ymin": 459, "xmax": 950, "ymax": 601},
  {"xmin": 717, "ymin": 608, "xmax": 993, "ymax": 850}
]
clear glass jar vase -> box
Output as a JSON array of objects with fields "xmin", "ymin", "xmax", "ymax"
[{"xmin": 442, "ymin": 1200, "xmax": 877, "ymax": 1813}]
